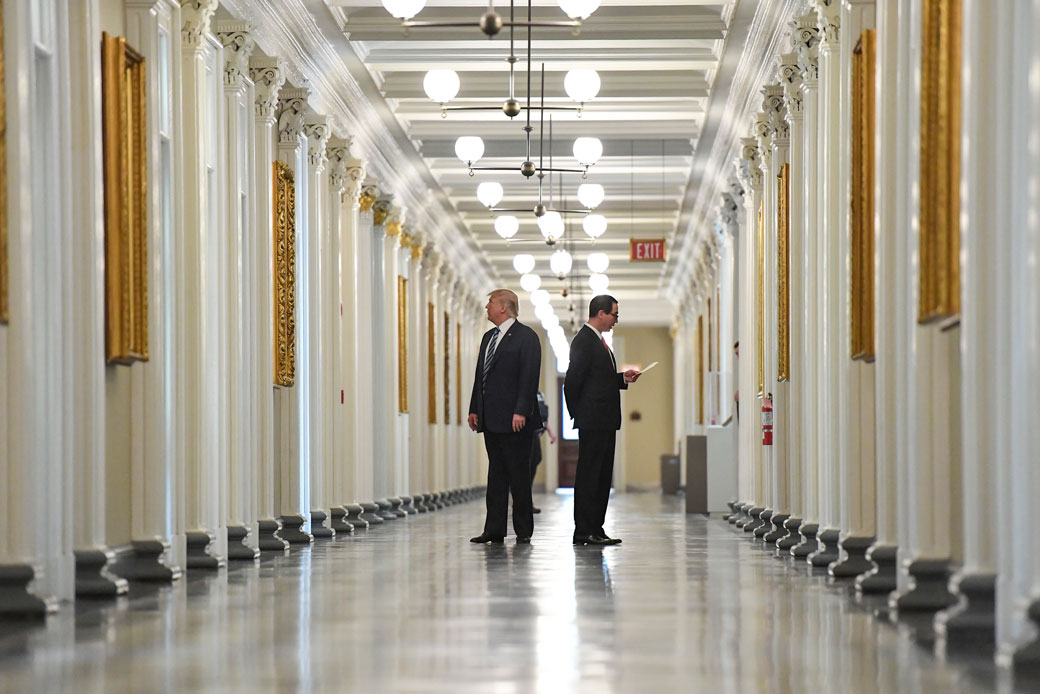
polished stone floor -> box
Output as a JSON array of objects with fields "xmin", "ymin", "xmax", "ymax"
[{"xmin": 0, "ymin": 493, "xmax": 1033, "ymax": 693}]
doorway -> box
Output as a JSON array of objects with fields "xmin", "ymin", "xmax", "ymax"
[{"xmin": 557, "ymin": 375, "xmax": 579, "ymax": 487}]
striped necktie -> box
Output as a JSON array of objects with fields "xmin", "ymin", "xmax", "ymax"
[{"xmin": 482, "ymin": 327, "xmax": 500, "ymax": 386}]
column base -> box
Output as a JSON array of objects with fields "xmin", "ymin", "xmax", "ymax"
[
  {"xmin": 432, "ymin": 492, "xmax": 446, "ymax": 509},
  {"xmin": 400, "ymin": 495, "xmax": 418, "ymax": 515},
  {"xmin": 0, "ymin": 564, "xmax": 57, "ymax": 619},
  {"xmin": 935, "ymin": 571, "xmax": 996, "ymax": 652},
  {"xmin": 1010, "ymin": 598, "xmax": 1040, "ymax": 673},
  {"xmin": 412, "ymin": 493, "xmax": 428, "ymax": 513},
  {"xmin": 828, "ymin": 535, "xmax": 875, "ymax": 579},
  {"xmin": 809, "ymin": 527, "xmax": 840, "ymax": 567},
  {"xmin": 74, "ymin": 549, "xmax": 129, "ymax": 597},
  {"xmin": 108, "ymin": 539, "xmax": 182, "ymax": 582},
  {"xmin": 277, "ymin": 514, "xmax": 314, "ymax": 545},
  {"xmin": 856, "ymin": 543, "xmax": 898, "ymax": 594},
  {"xmin": 185, "ymin": 530, "xmax": 226, "ymax": 569},
  {"xmin": 345, "ymin": 504, "xmax": 369, "ymax": 529},
  {"xmin": 359, "ymin": 502, "xmax": 384, "ymax": 525},
  {"xmin": 376, "ymin": 499, "xmax": 397, "ymax": 521},
  {"xmin": 753, "ymin": 509, "xmax": 773, "ymax": 538},
  {"xmin": 257, "ymin": 519, "xmax": 289, "ymax": 553},
  {"xmin": 310, "ymin": 510, "xmax": 335, "ymax": 539},
  {"xmin": 743, "ymin": 507, "xmax": 765, "ymax": 533},
  {"xmin": 388, "ymin": 497, "xmax": 407, "ymax": 518},
  {"xmin": 777, "ymin": 517, "xmax": 802, "ymax": 550},
  {"xmin": 791, "ymin": 522, "xmax": 819, "ymax": 558},
  {"xmin": 226, "ymin": 525, "xmax": 260, "ymax": 561},
  {"xmin": 329, "ymin": 506, "xmax": 355, "ymax": 534},
  {"xmin": 733, "ymin": 502, "xmax": 752, "ymax": 528},
  {"xmin": 890, "ymin": 558, "xmax": 957, "ymax": 613},
  {"xmin": 764, "ymin": 512, "xmax": 789, "ymax": 544},
  {"xmin": 723, "ymin": 499, "xmax": 737, "ymax": 522}
]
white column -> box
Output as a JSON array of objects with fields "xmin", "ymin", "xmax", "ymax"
[
  {"xmin": 406, "ymin": 239, "xmax": 427, "ymax": 503},
  {"xmin": 216, "ymin": 20, "xmax": 258, "ymax": 560},
  {"xmin": 353, "ymin": 184, "xmax": 379, "ymax": 520},
  {"xmin": 248, "ymin": 57, "xmax": 286, "ymax": 552},
  {"xmin": 426, "ymin": 253, "xmax": 445, "ymax": 499},
  {"xmin": 383, "ymin": 210, "xmax": 405, "ymax": 513},
  {"xmin": 303, "ymin": 116, "xmax": 332, "ymax": 536},
  {"xmin": 179, "ymin": 0, "xmax": 227, "ymax": 568},
  {"xmin": 273, "ymin": 87, "xmax": 312, "ymax": 544}
]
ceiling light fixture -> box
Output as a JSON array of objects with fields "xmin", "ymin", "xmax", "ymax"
[
  {"xmin": 576, "ymin": 183, "xmax": 604, "ymax": 210},
  {"xmin": 477, "ymin": 181, "xmax": 505, "ymax": 209},
  {"xmin": 549, "ymin": 249, "xmax": 573, "ymax": 278},
  {"xmin": 423, "ymin": 69, "xmax": 461, "ymax": 109},
  {"xmin": 520, "ymin": 273, "xmax": 542, "ymax": 292},
  {"xmin": 381, "ymin": 0, "xmax": 427, "ymax": 21},
  {"xmin": 588, "ymin": 272, "xmax": 609, "ymax": 293},
  {"xmin": 587, "ymin": 251, "xmax": 609, "ymax": 273},
  {"xmin": 495, "ymin": 215, "xmax": 520, "ymax": 239},
  {"xmin": 513, "ymin": 253, "xmax": 536, "ymax": 274},
  {"xmin": 383, "ymin": 0, "xmax": 595, "ymax": 38},
  {"xmin": 582, "ymin": 213, "xmax": 607, "ymax": 240}
]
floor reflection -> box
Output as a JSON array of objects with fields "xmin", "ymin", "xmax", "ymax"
[{"xmin": 0, "ymin": 494, "xmax": 1037, "ymax": 692}]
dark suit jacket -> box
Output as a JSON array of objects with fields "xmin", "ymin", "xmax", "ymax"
[
  {"xmin": 468, "ymin": 320, "xmax": 542, "ymax": 434},
  {"xmin": 564, "ymin": 325, "xmax": 627, "ymax": 431}
]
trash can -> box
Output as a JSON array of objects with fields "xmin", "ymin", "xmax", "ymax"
[{"xmin": 660, "ymin": 454, "xmax": 681, "ymax": 495}]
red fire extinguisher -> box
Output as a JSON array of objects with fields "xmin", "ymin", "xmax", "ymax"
[{"xmin": 762, "ymin": 394, "xmax": 773, "ymax": 446}]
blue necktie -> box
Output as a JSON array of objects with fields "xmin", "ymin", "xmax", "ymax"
[{"xmin": 482, "ymin": 328, "xmax": 500, "ymax": 387}]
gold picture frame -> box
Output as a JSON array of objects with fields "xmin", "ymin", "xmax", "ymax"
[
  {"xmin": 273, "ymin": 160, "xmax": 296, "ymax": 386},
  {"xmin": 0, "ymin": 0, "xmax": 7, "ymax": 325},
  {"xmin": 101, "ymin": 33, "xmax": 148, "ymax": 363},
  {"xmin": 777, "ymin": 163, "xmax": 790, "ymax": 381},
  {"xmin": 428, "ymin": 302, "xmax": 436, "ymax": 424},
  {"xmin": 756, "ymin": 201, "xmax": 764, "ymax": 397},
  {"xmin": 852, "ymin": 30, "xmax": 877, "ymax": 360},
  {"xmin": 456, "ymin": 323, "xmax": 462, "ymax": 425},
  {"xmin": 696, "ymin": 314, "xmax": 704, "ymax": 424},
  {"xmin": 397, "ymin": 276, "xmax": 408, "ymax": 413},
  {"xmin": 919, "ymin": 0, "xmax": 961, "ymax": 323}
]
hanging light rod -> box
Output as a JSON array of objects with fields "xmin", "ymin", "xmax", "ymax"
[{"xmin": 381, "ymin": 0, "xmax": 599, "ymax": 38}]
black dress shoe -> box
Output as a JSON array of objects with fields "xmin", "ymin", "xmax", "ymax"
[
  {"xmin": 572, "ymin": 534, "xmax": 613, "ymax": 546},
  {"xmin": 516, "ymin": 537, "xmax": 531, "ymax": 544},
  {"xmin": 532, "ymin": 507, "xmax": 542, "ymax": 514},
  {"xmin": 470, "ymin": 534, "xmax": 504, "ymax": 544},
  {"xmin": 599, "ymin": 535, "xmax": 622, "ymax": 545}
]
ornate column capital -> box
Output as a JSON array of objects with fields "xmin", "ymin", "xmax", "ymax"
[
  {"xmin": 303, "ymin": 117, "xmax": 330, "ymax": 169},
  {"xmin": 779, "ymin": 52, "xmax": 803, "ymax": 118},
  {"xmin": 737, "ymin": 136, "xmax": 763, "ymax": 193},
  {"xmin": 811, "ymin": 0, "xmax": 840, "ymax": 46},
  {"xmin": 762, "ymin": 84, "xmax": 788, "ymax": 143},
  {"xmin": 359, "ymin": 183, "xmax": 379, "ymax": 212},
  {"xmin": 719, "ymin": 191, "xmax": 740, "ymax": 239},
  {"xmin": 327, "ymin": 139, "xmax": 350, "ymax": 193},
  {"xmin": 181, "ymin": 0, "xmax": 218, "ymax": 47},
  {"xmin": 385, "ymin": 206, "xmax": 406, "ymax": 240},
  {"xmin": 277, "ymin": 88, "xmax": 310, "ymax": 146},
  {"xmin": 250, "ymin": 58, "xmax": 285, "ymax": 122},
  {"xmin": 373, "ymin": 194, "xmax": 394, "ymax": 227},
  {"xmin": 215, "ymin": 20, "xmax": 254, "ymax": 87},
  {"xmin": 792, "ymin": 13, "xmax": 820, "ymax": 84},
  {"xmin": 753, "ymin": 112, "xmax": 772, "ymax": 171}
]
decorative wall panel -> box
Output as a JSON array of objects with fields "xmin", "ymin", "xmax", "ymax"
[
  {"xmin": 697, "ymin": 314, "xmax": 704, "ymax": 424},
  {"xmin": 456, "ymin": 323, "xmax": 462, "ymax": 425},
  {"xmin": 397, "ymin": 276, "xmax": 408, "ymax": 413},
  {"xmin": 273, "ymin": 160, "xmax": 296, "ymax": 386},
  {"xmin": 428, "ymin": 302, "xmax": 436, "ymax": 423},
  {"xmin": 852, "ymin": 29, "xmax": 877, "ymax": 360},
  {"xmin": 756, "ymin": 201, "xmax": 764, "ymax": 396},
  {"xmin": 777, "ymin": 163, "xmax": 790, "ymax": 381},
  {"xmin": 101, "ymin": 33, "xmax": 148, "ymax": 363}
]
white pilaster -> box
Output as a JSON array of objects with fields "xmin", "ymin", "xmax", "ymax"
[{"xmin": 353, "ymin": 184, "xmax": 378, "ymax": 505}]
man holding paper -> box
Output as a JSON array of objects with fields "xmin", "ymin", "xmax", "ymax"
[{"xmin": 564, "ymin": 295, "xmax": 641, "ymax": 546}]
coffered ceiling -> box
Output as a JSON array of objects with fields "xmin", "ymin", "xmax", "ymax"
[{"xmin": 323, "ymin": 0, "xmax": 742, "ymax": 326}]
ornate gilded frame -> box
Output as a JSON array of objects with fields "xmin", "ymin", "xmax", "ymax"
[
  {"xmin": 273, "ymin": 160, "xmax": 296, "ymax": 386},
  {"xmin": 101, "ymin": 33, "xmax": 148, "ymax": 363},
  {"xmin": 852, "ymin": 30, "xmax": 877, "ymax": 360},
  {"xmin": 777, "ymin": 163, "xmax": 790, "ymax": 381},
  {"xmin": 455, "ymin": 323, "xmax": 462, "ymax": 425},
  {"xmin": 428, "ymin": 302, "xmax": 436, "ymax": 423},
  {"xmin": 756, "ymin": 201, "xmax": 764, "ymax": 397},
  {"xmin": 918, "ymin": 0, "xmax": 961, "ymax": 323},
  {"xmin": 397, "ymin": 276, "xmax": 408, "ymax": 413},
  {"xmin": 0, "ymin": 1, "xmax": 6, "ymax": 325}
]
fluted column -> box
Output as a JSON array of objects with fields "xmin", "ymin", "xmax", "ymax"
[
  {"xmin": 179, "ymin": 0, "xmax": 227, "ymax": 568},
  {"xmin": 404, "ymin": 235, "xmax": 427, "ymax": 510},
  {"xmin": 354, "ymin": 184, "xmax": 382, "ymax": 524},
  {"xmin": 383, "ymin": 208, "xmax": 407, "ymax": 517},
  {"xmin": 424, "ymin": 251, "xmax": 445, "ymax": 507},
  {"xmin": 216, "ymin": 20, "xmax": 259, "ymax": 562},
  {"xmin": 792, "ymin": 18, "xmax": 821, "ymax": 559},
  {"xmin": 272, "ymin": 87, "xmax": 313, "ymax": 545},
  {"xmin": 248, "ymin": 57, "xmax": 288, "ymax": 553}
]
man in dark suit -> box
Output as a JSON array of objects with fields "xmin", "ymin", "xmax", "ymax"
[
  {"xmin": 564, "ymin": 295, "xmax": 641, "ymax": 546},
  {"xmin": 467, "ymin": 289, "xmax": 542, "ymax": 544}
]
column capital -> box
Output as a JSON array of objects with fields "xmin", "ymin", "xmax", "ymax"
[
  {"xmin": 753, "ymin": 112, "xmax": 772, "ymax": 170},
  {"xmin": 181, "ymin": 0, "xmax": 218, "ymax": 47},
  {"xmin": 811, "ymin": 0, "xmax": 840, "ymax": 46},
  {"xmin": 327, "ymin": 138, "xmax": 352, "ymax": 192},
  {"xmin": 779, "ymin": 53, "xmax": 803, "ymax": 118},
  {"xmin": 303, "ymin": 117, "xmax": 330, "ymax": 169},
  {"xmin": 250, "ymin": 58, "xmax": 286, "ymax": 122},
  {"xmin": 215, "ymin": 21, "xmax": 255, "ymax": 87},
  {"xmin": 277, "ymin": 88, "xmax": 310, "ymax": 146},
  {"xmin": 359, "ymin": 183, "xmax": 379, "ymax": 212},
  {"xmin": 373, "ymin": 194, "xmax": 394, "ymax": 226},
  {"xmin": 792, "ymin": 13, "xmax": 820, "ymax": 84},
  {"xmin": 762, "ymin": 84, "xmax": 788, "ymax": 143},
  {"xmin": 737, "ymin": 136, "xmax": 763, "ymax": 193},
  {"xmin": 385, "ymin": 206, "xmax": 406, "ymax": 240}
]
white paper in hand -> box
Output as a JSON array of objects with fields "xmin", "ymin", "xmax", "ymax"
[{"xmin": 639, "ymin": 361, "xmax": 659, "ymax": 374}]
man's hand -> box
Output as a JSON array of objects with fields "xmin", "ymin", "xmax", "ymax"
[
  {"xmin": 512, "ymin": 414, "xmax": 526, "ymax": 432},
  {"xmin": 624, "ymin": 368, "xmax": 641, "ymax": 383},
  {"xmin": 467, "ymin": 413, "xmax": 479, "ymax": 431}
]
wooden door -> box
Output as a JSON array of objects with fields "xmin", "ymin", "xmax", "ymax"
[{"xmin": 557, "ymin": 375, "xmax": 579, "ymax": 487}]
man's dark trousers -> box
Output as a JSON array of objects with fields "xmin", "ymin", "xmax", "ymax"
[
  {"xmin": 573, "ymin": 429, "xmax": 616, "ymax": 537},
  {"xmin": 483, "ymin": 430, "xmax": 535, "ymax": 538}
]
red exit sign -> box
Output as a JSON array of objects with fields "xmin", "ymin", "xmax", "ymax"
[{"xmin": 630, "ymin": 239, "xmax": 666, "ymax": 262}]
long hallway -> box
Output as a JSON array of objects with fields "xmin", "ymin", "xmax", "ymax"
[{"xmin": 0, "ymin": 494, "xmax": 1022, "ymax": 693}]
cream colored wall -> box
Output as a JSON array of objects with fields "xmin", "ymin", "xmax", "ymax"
[{"xmin": 616, "ymin": 327, "xmax": 675, "ymax": 489}]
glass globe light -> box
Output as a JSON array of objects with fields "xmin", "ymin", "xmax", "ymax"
[
  {"xmin": 589, "ymin": 273, "xmax": 609, "ymax": 293},
  {"xmin": 587, "ymin": 251, "xmax": 609, "ymax": 274},
  {"xmin": 583, "ymin": 214, "xmax": 607, "ymax": 239},
  {"xmin": 512, "ymin": 253, "xmax": 535, "ymax": 275},
  {"xmin": 557, "ymin": 0, "xmax": 601, "ymax": 19},
  {"xmin": 537, "ymin": 210, "xmax": 565, "ymax": 240},
  {"xmin": 495, "ymin": 215, "xmax": 519, "ymax": 239},
  {"xmin": 549, "ymin": 249, "xmax": 573, "ymax": 278},
  {"xmin": 382, "ymin": 0, "xmax": 427, "ymax": 20},
  {"xmin": 423, "ymin": 69, "xmax": 460, "ymax": 104},
  {"xmin": 455, "ymin": 136, "xmax": 485, "ymax": 165},
  {"xmin": 520, "ymin": 273, "xmax": 542, "ymax": 293},
  {"xmin": 541, "ymin": 313, "xmax": 560, "ymax": 330},
  {"xmin": 564, "ymin": 69, "xmax": 601, "ymax": 103},
  {"xmin": 577, "ymin": 183, "xmax": 604, "ymax": 209},
  {"xmin": 535, "ymin": 303, "xmax": 555, "ymax": 323},
  {"xmin": 530, "ymin": 289, "xmax": 551, "ymax": 306},
  {"xmin": 572, "ymin": 137, "xmax": 603, "ymax": 166},
  {"xmin": 477, "ymin": 181, "xmax": 504, "ymax": 208}
]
